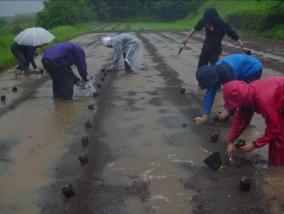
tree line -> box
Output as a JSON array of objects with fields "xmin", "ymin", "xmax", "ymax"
[{"xmin": 36, "ymin": 0, "xmax": 202, "ymax": 28}]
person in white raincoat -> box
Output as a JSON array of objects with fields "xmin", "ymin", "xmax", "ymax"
[{"xmin": 102, "ymin": 33, "xmax": 142, "ymax": 73}]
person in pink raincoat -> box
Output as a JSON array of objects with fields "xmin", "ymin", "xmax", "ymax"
[{"xmin": 224, "ymin": 77, "xmax": 284, "ymax": 167}]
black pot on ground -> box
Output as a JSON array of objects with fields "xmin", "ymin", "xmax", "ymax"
[
  {"xmin": 81, "ymin": 136, "xmax": 89, "ymax": 146},
  {"xmin": 211, "ymin": 132, "xmax": 219, "ymax": 143},
  {"xmin": 78, "ymin": 154, "xmax": 89, "ymax": 166},
  {"xmin": 101, "ymin": 77, "xmax": 105, "ymax": 82},
  {"xmin": 180, "ymin": 88, "xmax": 186, "ymax": 94},
  {"xmin": 1, "ymin": 95, "xmax": 6, "ymax": 101},
  {"xmin": 96, "ymin": 83, "xmax": 102, "ymax": 88},
  {"xmin": 204, "ymin": 152, "xmax": 222, "ymax": 170},
  {"xmin": 62, "ymin": 184, "xmax": 75, "ymax": 198},
  {"xmin": 213, "ymin": 115, "xmax": 220, "ymax": 122},
  {"xmin": 100, "ymin": 68, "xmax": 106, "ymax": 73},
  {"xmin": 88, "ymin": 104, "xmax": 94, "ymax": 110},
  {"xmin": 12, "ymin": 86, "xmax": 18, "ymax": 92},
  {"xmin": 84, "ymin": 120, "xmax": 92, "ymax": 128},
  {"xmin": 240, "ymin": 176, "xmax": 251, "ymax": 192}
]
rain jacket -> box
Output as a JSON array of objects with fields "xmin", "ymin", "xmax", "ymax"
[
  {"xmin": 110, "ymin": 33, "xmax": 142, "ymax": 71},
  {"xmin": 194, "ymin": 8, "xmax": 239, "ymax": 54},
  {"xmin": 223, "ymin": 77, "xmax": 284, "ymax": 166},
  {"xmin": 196, "ymin": 54, "xmax": 262, "ymax": 115},
  {"xmin": 42, "ymin": 42, "xmax": 87, "ymax": 81}
]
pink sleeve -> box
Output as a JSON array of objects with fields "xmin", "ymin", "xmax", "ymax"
[{"xmin": 228, "ymin": 108, "xmax": 254, "ymax": 142}]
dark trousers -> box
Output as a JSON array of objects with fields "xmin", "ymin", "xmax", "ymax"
[
  {"xmin": 42, "ymin": 59, "xmax": 79, "ymax": 100},
  {"xmin": 11, "ymin": 43, "xmax": 28, "ymax": 71},
  {"xmin": 197, "ymin": 50, "xmax": 220, "ymax": 68}
]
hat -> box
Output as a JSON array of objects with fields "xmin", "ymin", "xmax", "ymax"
[{"xmin": 102, "ymin": 36, "xmax": 111, "ymax": 46}]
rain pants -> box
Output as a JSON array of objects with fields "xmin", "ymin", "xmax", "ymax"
[
  {"xmin": 42, "ymin": 42, "xmax": 87, "ymax": 100},
  {"xmin": 223, "ymin": 77, "xmax": 284, "ymax": 167},
  {"xmin": 194, "ymin": 8, "xmax": 239, "ymax": 68},
  {"xmin": 110, "ymin": 33, "xmax": 142, "ymax": 72},
  {"xmin": 196, "ymin": 54, "xmax": 262, "ymax": 115},
  {"xmin": 11, "ymin": 42, "xmax": 36, "ymax": 71}
]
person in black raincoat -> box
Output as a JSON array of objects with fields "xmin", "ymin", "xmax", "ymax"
[
  {"xmin": 11, "ymin": 42, "xmax": 38, "ymax": 73},
  {"xmin": 182, "ymin": 7, "xmax": 249, "ymax": 68}
]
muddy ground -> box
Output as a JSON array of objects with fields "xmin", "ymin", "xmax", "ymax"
[{"xmin": 0, "ymin": 32, "xmax": 283, "ymax": 214}]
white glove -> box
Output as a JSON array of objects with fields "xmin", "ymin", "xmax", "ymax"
[{"xmin": 78, "ymin": 80, "xmax": 88, "ymax": 89}]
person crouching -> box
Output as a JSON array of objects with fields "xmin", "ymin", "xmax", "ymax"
[{"xmin": 42, "ymin": 42, "xmax": 89, "ymax": 100}]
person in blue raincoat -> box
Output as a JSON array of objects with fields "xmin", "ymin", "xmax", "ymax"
[
  {"xmin": 42, "ymin": 42, "xmax": 89, "ymax": 100},
  {"xmin": 194, "ymin": 53, "xmax": 263, "ymax": 124}
]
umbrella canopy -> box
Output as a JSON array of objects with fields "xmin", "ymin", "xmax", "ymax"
[{"xmin": 15, "ymin": 27, "xmax": 55, "ymax": 47}]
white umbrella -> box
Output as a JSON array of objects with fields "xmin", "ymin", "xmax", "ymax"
[{"xmin": 15, "ymin": 27, "xmax": 55, "ymax": 47}]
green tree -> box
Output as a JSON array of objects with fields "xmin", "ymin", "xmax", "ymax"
[
  {"xmin": 0, "ymin": 17, "xmax": 7, "ymax": 28},
  {"xmin": 36, "ymin": 0, "xmax": 95, "ymax": 28}
]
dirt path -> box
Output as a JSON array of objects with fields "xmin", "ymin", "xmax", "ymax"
[{"xmin": 0, "ymin": 32, "xmax": 283, "ymax": 214}]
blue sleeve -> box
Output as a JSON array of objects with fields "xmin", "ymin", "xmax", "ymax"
[
  {"xmin": 74, "ymin": 47, "xmax": 88, "ymax": 81},
  {"xmin": 203, "ymin": 87, "xmax": 218, "ymax": 115}
]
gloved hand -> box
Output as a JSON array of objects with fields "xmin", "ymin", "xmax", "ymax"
[{"xmin": 80, "ymin": 80, "xmax": 92, "ymax": 89}]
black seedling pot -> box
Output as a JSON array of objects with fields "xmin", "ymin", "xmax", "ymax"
[
  {"xmin": 100, "ymin": 68, "xmax": 106, "ymax": 73},
  {"xmin": 204, "ymin": 152, "xmax": 222, "ymax": 170},
  {"xmin": 96, "ymin": 83, "xmax": 102, "ymax": 88},
  {"xmin": 182, "ymin": 123, "xmax": 187, "ymax": 127},
  {"xmin": 84, "ymin": 120, "xmax": 92, "ymax": 128},
  {"xmin": 213, "ymin": 115, "xmax": 220, "ymax": 122},
  {"xmin": 103, "ymin": 73, "xmax": 107, "ymax": 77},
  {"xmin": 62, "ymin": 184, "xmax": 75, "ymax": 198},
  {"xmin": 78, "ymin": 154, "xmax": 89, "ymax": 166},
  {"xmin": 101, "ymin": 77, "xmax": 105, "ymax": 82},
  {"xmin": 12, "ymin": 86, "xmax": 18, "ymax": 92},
  {"xmin": 1, "ymin": 95, "xmax": 6, "ymax": 101},
  {"xmin": 234, "ymin": 139, "xmax": 246, "ymax": 149},
  {"xmin": 240, "ymin": 176, "xmax": 251, "ymax": 192},
  {"xmin": 88, "ymin": 104, "xmax": 94, "ymax": 110},
  {"xmin": 211, "ymin": 132, "xmax": 219, "ymax": 143},
  {"xmin": 93, "ymin": 92, "xmax": 98, "ymax": 98},
  {"xmin": 180, "ymin": 88, "xmax": 186, "ymax": 94},
  {"xmin": 81, "ymin": 136, "xmax": 89, "ymax": 146},
  {"xmin": 245, "ymin": 50, "xmax": 252, "ymax": 55}
]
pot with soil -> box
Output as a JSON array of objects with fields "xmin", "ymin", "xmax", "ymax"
[
  {"xmin": 210, "ymin": 132, "xmax": 219, "ymax": 143},
  {"xmin": 240, "ymin": 176, "xmax": 251, "ymax": 192},
  {"xmin": 180, "ymin": 88, "xmax": 186, "ymax": 95},
  {"xmin": 81, "ymin": 136, "xmax": 89, "ymax": 146},
  {"xmin": 62, "ymin": 184, "xmax": 75, "ymax": 198},
  {"xmin": 204, "ymin": 152, "xmax": 222, "ymax": 170},
  {"xmin": 78, "ymin": 154, "xmax": 89, "ymax": 166},
  {"xmin": 1, "ymin": 95, "xmax": 6, "ymax": 102}
]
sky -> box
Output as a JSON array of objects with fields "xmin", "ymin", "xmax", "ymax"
[{"xmin": 0, "ymin": 0, "xmax": 44, "ymax": 17}]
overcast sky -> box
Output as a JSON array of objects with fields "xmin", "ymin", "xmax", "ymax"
[{"xmin": 0, "ymin": 0, "xmax": 44, "ymax": 17}]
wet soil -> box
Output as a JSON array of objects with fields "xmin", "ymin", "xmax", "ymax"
[{"xmin": 0, "ymin": 32, "xmax": 283, "ymax": 214}]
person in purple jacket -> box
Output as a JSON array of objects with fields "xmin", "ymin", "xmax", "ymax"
[{"xmin": 42, "ymin": 42, "xmax": 89, "ymax": 100}]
